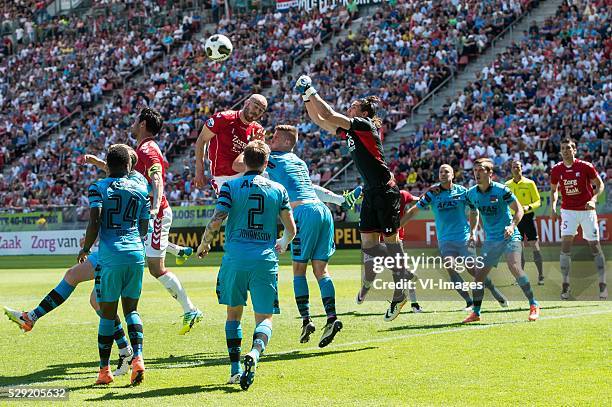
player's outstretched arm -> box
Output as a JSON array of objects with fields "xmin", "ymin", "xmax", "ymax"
[
  {"xmin": 83, "ymin": 154, "xmax": 108, "ymax": 173},
  {"xmin": 276, "ymin": 208, "xmax": 296, "ymax": 253},
  {"xmin": 304, "ymin": 96, "xmax": 339, "ymax": 133},
  {"xmin": 195, "ymin": 126, "xmax": 216, "ymax": 188},
  {"xmin": 400, "ymin": 204, "xmax": 419, "ymax": 228},
  {"xmin": 197, "ymin": 209, "xmax": 228, "ymax": 258},
  {"xmin": 78, "ymin": 207, "xmax": 101, "ymax": 263},
  {"xmin": 295, "ymin": 75, "xmax": 350, "ymax": 131}
]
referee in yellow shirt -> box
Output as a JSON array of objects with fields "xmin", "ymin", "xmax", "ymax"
[{"xmin": 506, "ymin": 160, "xmax": 544, "ymax": 285}]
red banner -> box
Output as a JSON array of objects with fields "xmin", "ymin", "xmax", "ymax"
[{"xmin": 404, "ymin": 214, "xmax": 612, "ymax": 246}]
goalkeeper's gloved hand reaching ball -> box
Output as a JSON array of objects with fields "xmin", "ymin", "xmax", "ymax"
[{"xmin": 294, "ymin": 75, "xmax": 317, "ymax": 101}]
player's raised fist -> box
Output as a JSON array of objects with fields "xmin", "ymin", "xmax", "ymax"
[{"xmin": 294, "ymin": 75, "xmax": 313, "ymax": 94}]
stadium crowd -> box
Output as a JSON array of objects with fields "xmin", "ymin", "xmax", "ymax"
[
  {"xmin": 0, "ymin": 4, "xmax": 345, "ymax": 210},
  {"xmin": 1, "ymin": 0, "xmax": 609, "ymax": 213},
  {"xmin": 388, "ymin": 0, "xmax": 610, "ymax": 193}
]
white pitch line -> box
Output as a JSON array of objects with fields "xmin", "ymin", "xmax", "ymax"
[
  {"xmin": 155, "ymin": 308, "xmax": 612, "ymax": 369},
  {"xmin": 11, "ymin": 308, "xmax": 612, "ymax": 385}
]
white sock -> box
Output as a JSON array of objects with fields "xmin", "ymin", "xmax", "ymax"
[
  {"xmin": 312, "ymin": 184, "xmax": 344, "ymax": 206},
  {"xmin": 157, "ymin": 272, "xmax": 195, "ymax": 314},
  {"xmin": 167, "ymin": 242, "xmax": 182, "ymax": 257}
]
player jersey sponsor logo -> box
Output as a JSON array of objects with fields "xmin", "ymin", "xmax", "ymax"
[
  {"xmin": 346, "ymin": 135, "xmax": 355, "ymax": 152},
  {"xmin": 232, "ymin": 135, "xmax": 248, "ymax": 153},
  {"xmin": 437, "ymin": 200, "xmax": 458, "ymax": 209},
  {"xmin": 489, "ymin": 196, "xmax": 498, "ymax": 203},
  {"xmin": 479, "ymin": 205, "xmax": 497, "ymax": 215},
  {"xmin": 562, "ymin": 179, "xmax": 580, "ymax": 195}
]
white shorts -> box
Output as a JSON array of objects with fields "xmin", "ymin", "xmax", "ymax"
[
  {"xmin": 560, "ymin": 209, "xmax": 600, "ymax": 241},
  {"xmin": 211, "ymin": 174, "xmax": 243, "ymax": 196},
  {"xmin": 145, "ymin": 206, "xmax": 172, "ymax": 258}
]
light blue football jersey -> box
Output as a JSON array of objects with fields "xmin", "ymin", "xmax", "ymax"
[
  {"xmin": 88, "ymin": 176, "xmax": 150, "ymax": 266},
  {"xmin": 466, "ymin": 181, "xmax": 520, "ymax": 241},
  {"xmin": 266, "ymin": 151, "xmax": 318, "ymax": 202},
  {"xmin": 416, "ymin": 183, "xmax": 471, "ymax": 242},
  {"xmin": 216, "ymin": 171, "xmax": 291, "ymax": 261}
]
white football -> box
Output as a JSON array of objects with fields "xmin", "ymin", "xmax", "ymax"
[{"xmin": 204, "ymin": 34, "xmax": 233, "ymax": 62}]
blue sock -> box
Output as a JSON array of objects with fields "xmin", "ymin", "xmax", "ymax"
[
  {"xmin": 29, "ymin": 279, "xmax": 75, "ymax": 321},
  {"xmin": 517, "ymin": 275, "xmax": 538, "ymax": 306},
  {"xmin": 96, "ymin": 311, "xmax": 129, "ymax": 350},
  {"xmin": 293, "ymin": 275, "xmax": 310, "ymax": 319},
  {"xmin": 98, "ymin": 317, "xmax": 115, "ymax": 368},
  {"xmin": 318, "ymin": 276, "xmax": 337, "ymax": 322},
  {"xmin": 113, "ymin": 316, "xmax": 129, "ymax": 350},
  {"xmin": 126, "ymin": 311, "xmax": 143, "ymax": 357},
  {"xmin": 251, "ymin": 320, "xmax": 272, "ymax": 361},
  {"xmin": 225, "ymin": 320, "xmax": 242, "ymax": 375},
  {"xmin": 472, "ymin": 287, "xmax": 485, "ymax": 315}
]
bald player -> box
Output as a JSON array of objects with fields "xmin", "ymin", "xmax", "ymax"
[{"xmin": 195, "ymin": 94, "xmax": 268, "ymax": 195}]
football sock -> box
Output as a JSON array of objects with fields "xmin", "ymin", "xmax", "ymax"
[
  {"xmin": 521, "ymin": 250, "xmax": 526, "ymax": 271},
  {"xmin": 362, "ymin": 244, "xmax": 386, "ymax": 288},
  {"xmin": 318, "ymin": 276, "xmax": 337, "ymax": 323},
  {"xmin": 447, "ymin": 269, "xmax": 473, "ymax": 305},
  {"xmin": 157, "ymin": 272, "xmax": 195, "ymax": 313},
  {"xmin": 484, "ymin": 277, "xmax": 506, "ymax": 303},
  {"xmin": 29, "ymin": 279, "xmax": 75, "ymax": 321},
  {"xmin": 533, "ymin": 250, "xmax": 544, "ymax": 278},
  {"xmin": 594, "ymin": 253, "xmax": 606, "ymax": 284},
  {"xmin": 560, "ymin": 252, "xmax": 571, "ymax": 284},
  {"xmin": 113, "ymin": 315, "xmax": 129, "ymax": 350},
  {"xmin": 517, "ymin": 275, "xmax": 538, "ymax": 306},
  {"xmin": 472, "ymin": 287, "xmax": 485, "ymax": 316},
  {"xmin": 225, "ymin": 320, "xmax": 242, "ymax": 375},
  {"xmin": 98, "ymin": 317, "xmax": 115, "ymax": 368},
  {"xmin": 251, "ymin": 320, "xmax": 272, "ymax": 362},
  {"xmin": 293, "ymin": 275, "xmax": 310, "ymax": 319},
  {"xmin": 385, "ymin": 243, "xmax": 413, "ymax": 302},
  {"xmin": 312, "ymin": 184, "xmax": 344, "ymax": 206},
  {"xmin": 126, "ymin": 311, "xmax": 143, "ymax": 357}
]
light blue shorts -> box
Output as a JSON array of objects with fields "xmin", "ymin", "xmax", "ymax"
[
  {"xmin": 95, "ymin": 262, "xmax": 144, "ymax": 303},
  {"xmin": 216, "ymin": 257, "xmax": 280, "ymax": 314},
  {"xmin": 481, "ymin": 240, "xmax": 522, "ymax": 268},
  {"xmin": 291, "ymin": 202, "xmax": 335, "ymax": 263}
]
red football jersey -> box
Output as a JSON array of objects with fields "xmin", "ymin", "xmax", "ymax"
[
  {"xmin": 205, "ymin": 110, "xmax": 265, "ymax": 177},
  {"xmin": 135, "ymin": 137, "xmax": 169, "ymax": 218},
  {"xmin": 550, "ymin": 159, "xmax": 598, "ymax": 210}
]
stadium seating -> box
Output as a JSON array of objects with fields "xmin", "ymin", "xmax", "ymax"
[
  {"xmin": 388, "ymin": 0, "xmax": 610, "ymax": 193},
  {"xmin": 2, "ymin": 0, "xmax": 608, "ymax": 211}
]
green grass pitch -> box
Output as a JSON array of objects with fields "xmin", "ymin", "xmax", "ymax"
[{"xmin": 0, "ymin": 251, "xmax": 610, "ymax": 406}]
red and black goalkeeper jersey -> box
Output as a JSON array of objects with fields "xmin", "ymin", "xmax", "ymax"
[{"xmin": 337, "ymin": 117, "xmax": 392, "ymax": 189}]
